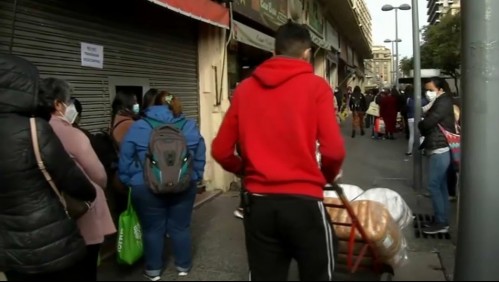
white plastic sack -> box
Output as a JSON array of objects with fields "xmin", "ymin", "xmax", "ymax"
[
  {"xmin": 323, "ymin": 184, "xmax": 364, "ymax": 201},
  {"xmin": 354, "ymin": 188, "xmax": 413, "ymax": 230}
]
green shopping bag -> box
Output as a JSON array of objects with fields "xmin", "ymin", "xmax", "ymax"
[{"xmin": 117, "ymin": 189, "xmax": 144, "ymax": 265}]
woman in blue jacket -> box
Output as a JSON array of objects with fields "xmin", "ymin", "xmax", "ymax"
[{"xmin": 119, "ymin": 90, "xmax": 206, "ymax": 281}]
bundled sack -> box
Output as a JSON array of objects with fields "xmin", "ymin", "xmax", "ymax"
[
  {"xmin": 325, "ymin": 200, "xmax": 408, "ymax": 268},
  {"xmin": 323, "ymin": 184, "xmax": 364, "ymax": 202},
  {"xmin": 354, "ymin": 188, "xmax": 413, "ymax": 230}
]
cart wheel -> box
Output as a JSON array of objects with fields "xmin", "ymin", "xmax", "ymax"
[{"xmin": 380, "ymin": 272, "xmax": 393, "ymax": 281}]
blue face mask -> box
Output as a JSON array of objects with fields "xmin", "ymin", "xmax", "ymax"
[{"xmin": 132, "ymin": 103, "xmax": 140, "ymax": 114}]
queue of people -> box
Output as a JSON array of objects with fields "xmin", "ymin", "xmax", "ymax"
[{"xmin": 0, "ymin": 53, "xmax": 205, "ymax": 281}]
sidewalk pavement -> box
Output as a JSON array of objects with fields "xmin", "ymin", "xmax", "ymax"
[
  {"xmin": 2, "ymin": 120, "xmax": 456, "ymax": 281},
  {"xmin": 342, "ymin": 122, "xmax": 455, "ymax": 281}
]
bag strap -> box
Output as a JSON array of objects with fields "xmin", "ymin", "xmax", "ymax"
[
  {"xmin": 29, "ymin": 118, "xmax": 69, "ymax": 216},
  {"xmin": 144, "ymin": 117, "xmax": 188, "ymax": 131}
]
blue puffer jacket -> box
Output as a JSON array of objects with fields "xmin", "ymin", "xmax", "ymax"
[{"xmin": 118, "ymin": 105, "xmax": 206, "ymax": 187}]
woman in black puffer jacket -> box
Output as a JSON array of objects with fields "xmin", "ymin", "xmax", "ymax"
[
  {"xmin": 0, "ymin": 55, "xmax": 96, "ymax": 281},
  {"xmin": 418, "ymin": 77, "xmax": 456, "ymax": 235}
]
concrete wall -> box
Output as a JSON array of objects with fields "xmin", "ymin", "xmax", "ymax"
[{"xmin": 198, "ymin": 23, "xmax": 235, "ymax": 192}]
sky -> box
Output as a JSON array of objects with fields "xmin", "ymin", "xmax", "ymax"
[{"xmin": 366, "ymin": 0, "xmax": 427, "ymax": 58}]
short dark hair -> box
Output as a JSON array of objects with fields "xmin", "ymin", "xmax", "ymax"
[
  {"xmin": 142, "ymin": 88, "xmax": 159, "ymax": 111},
  {"xmin": 275, "ymin": 20, "xmax": 312, "ymax": 58},
  {"xmin": 38, "ymin": 77, "xmax": 72, "ymax": 114},
  {"xmin": 353, "ymin": 86, "xmax": 362, "ymax": 93},
  {"xmin": 73, "ymin": 98, "xmax": 82, "ymax": 115}
]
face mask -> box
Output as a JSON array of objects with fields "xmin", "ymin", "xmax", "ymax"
[
  {"xmin": 132, "ymin": 103, "xmax": 140, "ymax": 114},
  {"xmin": 426, "ymin": 91, "xmax": 437, "ymax": 100},
  {"xmin": 60, "ymin": 103, "xmax": 78, "ymax": 124}
]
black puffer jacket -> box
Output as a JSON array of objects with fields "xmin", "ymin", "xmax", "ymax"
[
  {"xmin": 418, "ymin": 93, "xmax": 456, "ymax": 151},
  {"xmin": 0, "ymin": 55, "xmax": 96, "ymax": 274}
]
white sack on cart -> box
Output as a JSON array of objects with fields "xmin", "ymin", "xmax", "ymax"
[
  {"xmin": 323, "ymin": 184, "xmax": 364, "ymax": 201},
  {"xmin": 354, "ymin": 188, "xmax": 413, "ymax": 230}
]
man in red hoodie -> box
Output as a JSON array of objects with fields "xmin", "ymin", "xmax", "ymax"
[{"xmin": 212, "ymin": 21, "xmax": 345, "ymax": 281}]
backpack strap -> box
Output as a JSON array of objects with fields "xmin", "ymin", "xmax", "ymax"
[
  {"xmin": 172, "ymin": 119, "xmax": 188, "ymax": 131},
  {"xmin": 144, "ymin": 118, "xmax": 188, "ymax": 131}
]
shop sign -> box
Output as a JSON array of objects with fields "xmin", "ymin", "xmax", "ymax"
[
  {"xmin": 81, "ymin": 42, "xmax": 103, "ymax": 69},
  {"xmin": 233, "ymin": 21, "xmax": 275, "ymax": 53},
  {"xmin": 233, "ymin": 0, "xmax": 288, "ymax": 31},
  {"xmin": 304, "ymin": 0, "xmax": 324, "ymax": 38}
]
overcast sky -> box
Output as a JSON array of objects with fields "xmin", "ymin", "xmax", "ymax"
[{"xmin": 366, "ymin": 0, "xmax": 427, "ymax": 58}]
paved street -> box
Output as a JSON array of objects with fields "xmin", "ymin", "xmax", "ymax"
[{"xmin": 96, "ymin": 119, "xmax": 456, "ymax": 281}]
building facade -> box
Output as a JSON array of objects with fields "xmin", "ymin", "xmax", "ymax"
[
  {"xmin": 427, "ymin": 0, "xmax": 460, "ymax": 25},
  {"xmin": 1, "ymin": 0, "xmax": 372, "ymax": 192},
  {"xmin": 365, "ymin": 46, "xmax": 393, "ymax": 88}
]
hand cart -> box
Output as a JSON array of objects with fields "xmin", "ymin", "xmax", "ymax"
[{"xmin": 324, "ymin": 184, "xmax": 395, "ymax": 281}]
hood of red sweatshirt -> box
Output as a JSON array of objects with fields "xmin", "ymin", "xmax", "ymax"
[{"xmin": 252, "ymin": 56, "xmax": 314, "ymax": 88}]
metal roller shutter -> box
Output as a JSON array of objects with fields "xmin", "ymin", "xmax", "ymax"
[{"xmin": 0, "ymin": 0, "xmax": 199, "ymax": 131}]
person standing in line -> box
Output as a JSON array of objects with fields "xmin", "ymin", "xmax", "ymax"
[
  {"xmin": 349, "ymin": 86, "xmax": 367, "ymax": 138},
  {"xmin": 119, "ymin": 90, "xmax": 206, "ymax": 281},
  {"xmin": 406, "ymin": 86, "xmax": 429, "ymax": 156},
  {"xmin": 40, "ymin": 78, "xmax": 116, "ymax": 281},
  {"xmin": 418, "ymin": 77, "xmax": 456, "ymax": 234},
  {"xmin": 0, "ymin": 54, "xmax": 97, "ymax": 282},
  {"xmin": 212, "ymin": 21, "xmax": 345, "ymax": 281}
]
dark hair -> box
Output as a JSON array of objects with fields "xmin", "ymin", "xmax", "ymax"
[
  {"xmin": 142, "ymin": 89, "xmax": 159, "ymax": 113},
  {"xmin": 353, "ymin": 86, "xmax": 362, "ymax": 93},
  {"xmin": 73, "ymin": 98, "xmax": 82, "ymax": 115},
  {"xmin": 405, "ymin": 85, "xmax": 414, "ymax": 99},
  {"xmin": 38, "ymin": 77, "xmax": 72, "ymax": 114},
  {"xmin": 275, "ymin": 20, "xmax": 312, "ymax": 58},
  {"xmin": 111, "ymin": 91, "xmax": 136, "ymax": 117},
  {"xmin": 428, "ymin": 77, "xmax": 451, "ymax": 93},
  {"xmin": 154, "ymin": 90, "xmax": 183, "ymax": 117}
]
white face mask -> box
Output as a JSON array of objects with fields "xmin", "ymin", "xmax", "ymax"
[
  {"xmin": 132, "ymin": 103, "xmax": 140, "ymax": 114},
  {"xmin": 59, "ymin": 103, "xmax": 78, "ymax": 124},
  {"xmin": 426, "ymin": 90, "xmax": 437, "ymax": 100}
]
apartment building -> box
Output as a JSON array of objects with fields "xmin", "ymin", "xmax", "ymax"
[
  {"xmin": 365, "ymin": 45, "xmax": 393, "ymax": 87},
  {"xmin": 427, "ymin": 0, "xmax": 460, "ymax": 25}
]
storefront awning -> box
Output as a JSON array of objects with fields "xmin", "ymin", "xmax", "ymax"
[
  {"xmin": 148, "ymin": 0, "xmax": 229, "ymax": 29},
  {"xmin": 233, "ymin": 21, "xmax": 274, "ymax": 53}
]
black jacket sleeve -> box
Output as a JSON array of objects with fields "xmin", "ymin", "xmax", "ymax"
[
  {"xmin": 418, "ymin": 95, "xmax": 453, "ymax": 135},
  {"xmin": 36, "ymin": 119, "xmax": 96, "ymax": 202}
]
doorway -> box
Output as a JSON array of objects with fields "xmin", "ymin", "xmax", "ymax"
[{"xmin": 115, "ymin": 85, "xmax": 143, "ymax": 106}]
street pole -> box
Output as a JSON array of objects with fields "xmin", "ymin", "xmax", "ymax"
[
  {"xmin": 411, "ymin": 0, "xmax": 422, "ymax": 193},
  {"xmin": 455, "ymin": 1, "xmax": 499, "ymax": 280},
  {"xmin": 394, "ymin": 8, "xmax": 400, "ymax": 90},
  {"xmin": 392, "ymin": 41, "xmax": 396, "ymax": 85}
]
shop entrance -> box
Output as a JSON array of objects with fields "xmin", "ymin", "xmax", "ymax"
[{"xmin": 228, "ymin": 42, "xmax": 272, "ymax": 99}]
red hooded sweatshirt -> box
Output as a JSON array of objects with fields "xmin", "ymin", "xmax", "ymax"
[{"xmin": 212, "ymin": 57, "xmax": 345, "ymax": 199}]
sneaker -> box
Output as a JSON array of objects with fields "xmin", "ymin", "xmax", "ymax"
[
  {"xmin": 405, "ymin": 152, "xmax": 413, "ymax": 156},
  {"xmin": 234, "ymin": 208, "xmax": 244, "ymax": 219},
  {"xmin": 423, "ymin": 224, "xmax": 449, "ymax": 235},
  {"xmin": 177, "ymin": 266, "xmax": 190, "ymax": 277},
  {"xmin": 178, "ymin": 271, "xmax": 189, "ymax": 277},
  {"xmin": 143, "ymin": 273, "xmax": 161, "ymax": 281}
]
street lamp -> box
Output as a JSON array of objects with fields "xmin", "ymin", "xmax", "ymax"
[
  {"xmin": 381, "ymin": 3, "xmax": 411, "ymax": 89},
  {"xmin": 384, "ymin": 39, "xmax": 402, "ymax": 85}
]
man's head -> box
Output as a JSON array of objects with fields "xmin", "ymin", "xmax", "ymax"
[{"xmin": 275, "ymin": 20, "xmax": 312, "ymax": 61}]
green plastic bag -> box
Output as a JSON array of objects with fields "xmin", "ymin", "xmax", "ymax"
[{"xmin": 117, "ymin": 189, "xmax": 143, "ymax": 265}]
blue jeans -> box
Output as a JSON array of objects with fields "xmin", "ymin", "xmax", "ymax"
[
  {"xmin": 428, "ymin": 151, "xmax": 451, "ymax": 225},
  {"xmin": 131, "ymin": 184, "xmax": 197, "ymax": 276}
]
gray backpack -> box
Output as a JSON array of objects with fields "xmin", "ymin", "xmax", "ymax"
[{"xmin": 142, "ymin": 118, "xmax": 192, "ymax": 194}]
